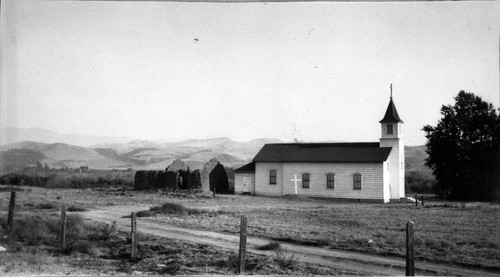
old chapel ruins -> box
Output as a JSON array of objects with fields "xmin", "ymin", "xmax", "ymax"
[
  {"xmin": 234, "ymin": 95, "xmax": 405, "ymax": 203},
  {"xmin": 134, "ymin": 158, "xmax": 230, "ymax": 193}
]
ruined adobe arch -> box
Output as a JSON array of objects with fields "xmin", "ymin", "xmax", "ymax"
[{"xmin": 201, "ymin": 158, "xmax": 230, "ymax": 193}]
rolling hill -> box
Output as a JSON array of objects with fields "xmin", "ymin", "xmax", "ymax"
[
  {"xmin": 0, "ymin": 137, "xmax": 280, "ymax": 171},
  {"xmin": 0, "ymin": 127, "xmax": 131, "ymax": 147},
  {"xmin": 405, "ymin": 145, "xmax": 431, "ymax": 173},
  {"xmin": 0, "ymin": 129, "xmax": 431, "ymax": 176}
]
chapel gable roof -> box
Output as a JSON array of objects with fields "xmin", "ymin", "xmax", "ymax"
[
  {"xmin": 234, "ymin": 162, "xmax": 255, "ymax": 173},
  {"xmin": 379, "ymin": 98, "xmax": 403, "ymax": 123},
  {"xmin": 253, "ymin": 142, "xmax": 392, "ymax": 163}
]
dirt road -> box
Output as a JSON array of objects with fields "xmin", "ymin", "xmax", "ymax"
[{"xmin": 82, "ymin": 205, "xmax": 499, "ymax": 276}]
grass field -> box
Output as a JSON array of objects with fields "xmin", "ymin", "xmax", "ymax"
[
  {"xmin": 144, "ymin": 194, "xmax": 500, "ymax": 271},
  {"xmin": 0, "ymin": 186, "xmax": 499, "ymax": 274}
]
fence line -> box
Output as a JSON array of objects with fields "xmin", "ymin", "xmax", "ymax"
[
  {"xmin": 131, "ymin": 212, "xmax": 137, "ymax": 260},
  {"xmin": 406, "ymin": 221, "xmax": 415, "ymax": 276},
  {"xmin": 7, "ymin": 191, "xmax": 16, "ymax": 229},
  {"xmin": 61, "ymin": 204, "xmax": 67, "ymax": 250},
  {"xmin": 238, "ymin": 216, "xmax": 248, "ymax": 274}
]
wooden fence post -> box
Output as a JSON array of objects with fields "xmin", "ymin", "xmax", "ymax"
[
  {"xmin": 406, "ymin": 221, "xmax": 415, "ymax": 276},
  {"xmin": 238, "ymin": 216, "xmax": 247, "ymax": 274},
  {"xmin": 131, "ymin": 212, "xmax": 137, "ymax": 260},
  {"xmin": 414, "ymin": 194, "xmax": 418, "ymax": 206},
  {"xmin": 213, "ymin": 187, "xmax": 216, "ymax": 198},
  {"xmin": 61, "ymin": 204, "xmax": 67, "ymax": 250},
  {"xmin": 420, "ymin": 196, "xmax": 424, "ymax": 206},
  {"xmin": 7, "ymin": 191, "xmax": 16, "ymax": 229}
]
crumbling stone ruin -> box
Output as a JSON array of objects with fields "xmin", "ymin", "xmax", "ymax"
[
  {"xmin": 201, "ymin": 158, "xmax": 230, "ymax": 193},
  {"xmin": 134, "ymin": 170, "xmax": 163, "ymax": 190},
  {"xmin": 165, "ymin": 159, "xmax": 190, "ymax": 191},
  {"xmin": 133, "ymin": 158, "xmax": 230, "ymax": 192},
  {"xmin": 201, "ymin": 158, "xmax": 218, "ymax": 191},
  {"xmin": 189, "ymin": 169, "xmax": 201, "ymax": 190},
  {"xmin": 134, "ymin": 159, "xmax": 202, "ymax": 191}
]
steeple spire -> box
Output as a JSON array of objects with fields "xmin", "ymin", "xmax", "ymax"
[
  {"xmin": 379, "ymin": 84, "xmax": 405, "ymax": 201},
  {"xmin": 379, "ymin": 86, "xmax": 403, "ymax": 123}
]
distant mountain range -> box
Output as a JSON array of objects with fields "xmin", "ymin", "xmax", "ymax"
[
  {"xmin": 0, "ymin": 128, "xmax": 282, "ymax": 170},
  {"xmin": 0, "ymin": 127, "xmax": 132, "ymax": 147},
  {"xmin": 0, "ymin": 127, "xmax": 431, "ymax": 174}
]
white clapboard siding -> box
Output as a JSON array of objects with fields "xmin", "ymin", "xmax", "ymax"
[
  {"xmin": 383, "ymin": 161, "xmax": 391, "ymax": 203},
  {"xmin": 398, "ymin": 141, "xmax": 405, "ymax": 198},
  {"xmin": 234, "ymin": 173, "xmax": 255, "ymax": 195},
  {"xmin": 380, "ymin": 139, "xmax": 404, "ymax": 199},
  {"xmin": 255, "ymin": 162, "xmax": 387, "ymax": 201},
  {"xmin": 255, "ymin": 162, "xmax": 284, "ymax": 196}
]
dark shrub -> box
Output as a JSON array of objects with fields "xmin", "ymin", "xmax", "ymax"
[
  {"xmin": 136, "ymin": 210, "xmax": 156, "ymax": 217},
  {"xmin": 150, "ymin": 202, "xmax": 187, "ymax": 215},
  {"xmin": 226, "ymin": 253, "xmax": 239, "ymax": 272},
  {"xmin": 5, "ymin": 215, "xmax": 58, "ymax": 246},
  {"xmin": 36, "ymin": 203, "xmax": 57, "ymax": 209},
  {"xmin": 273, "ymin": 249, "xmax": 298, "ymax": 269},
  {"xmin": 258, "ymin": 241, "xmax": 281, "ymax": 250},
  {"xmin": 88, "ymin": 221, "xmax": 118, "ymax": 242},
  {"xmin": 66, "ymin": 240, "xmax": 94, "ymax": 254},
  {"xmin": 67, "ymin": 206, "xmax": 87, "ymax": 212}
]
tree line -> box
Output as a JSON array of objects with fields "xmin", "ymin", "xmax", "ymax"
[
  {"xmin": 0, "ymin": 167, "xmax": 135, "ymax": 189},
  {"xmin": 423, "ymin": 91, "xmax": 500, "ymax": 201}
]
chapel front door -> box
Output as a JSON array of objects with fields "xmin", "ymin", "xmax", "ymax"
[{"xmin": 243, "ymin": 174, "xmax": 250, "ymax": 193}]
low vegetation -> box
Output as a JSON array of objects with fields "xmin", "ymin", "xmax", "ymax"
[
  {"xmin": 0, "ymin": 202, "xmax": 347, "ymax": 275},
  {"xmin": 1, "ymin": 213, "xmax": 100, "ymax": 251},
  {"xmin": 137, "ymin": 202, "xmax": 231, "ymax": 217},
  {"xmin": 0, "ymin": 168, "xmax": 134, "ymax": 189},
  {"xmin": 67, "ymin": 205, "xmax": 87, "ymax": 212},
  {"xmin": 0, "ymin": 186, "xmax": 498, "ymax": 275},
  {"xmin": 145, "ymin": 196, "xmax": 500, "ymax": 272},
  {"xmin": 258, "ymin": 241, "xmax": 281, "ymax": 251},
  {"xmin": 35, "ymin": 202, "xmax": 57, "ymax": 210},
  {"xmin": 88, "ymin": 221, "xmax": 118, "ymax": 242},
  {"xmin": 404, "ymin": 170, "xmax": 435, "ymax": 194},
  {"xmin": 273, "ymin": 249, "xmax": 298, "ymax": 269}
]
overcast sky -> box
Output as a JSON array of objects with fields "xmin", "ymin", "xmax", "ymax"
[{"xmin": 1, "ymin": 0, "xmax": 499, "ymax": 146}]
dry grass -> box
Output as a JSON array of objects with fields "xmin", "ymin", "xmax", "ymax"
[
  {"xmin": 147, "ymin": 196, "xmax": 500, "ymax": 271},
  {"xmin": 1, "ymin": 186, "xmax": 498, "ymax": 273},
  {"xmin": 0, "ymin": 213, "xmax": 90, "ymax": 248},
  {"xmin": 88, "ymin": 221, "xmax": 118, "ymax": 241},
  {"xmin": 273, "ymin": 249, "xmax": 298, "ymax": 269},
  {"xmin": 0, "ymin": 187, "xmax": 355, "ymax": 275},
  {"xmin": 137, "ymin": 202, "xmax": 232, "ymax": 217}
]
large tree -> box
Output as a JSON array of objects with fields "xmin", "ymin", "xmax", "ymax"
[{"xmin": 423, "ymin": 91, "xmax": 500, "ymax": 201}]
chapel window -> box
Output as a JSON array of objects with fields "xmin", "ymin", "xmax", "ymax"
[
  {"xmin": 269, "ymin": 170, "xmax": 277, "ymax": 185},
  {"xmin": 387, "ymin": 124, "xmax": 394, "ymax": 135},
  {"xmin": 353, "ymin": 173, "xmax": 362, "ymax": 190},
  {"xmin": 302, "ymin": 173, "xmax": 310, "ymax": 188},
  {"xmin": 326, "ymin": 173, "xmax": 335, "ymax": 189}
]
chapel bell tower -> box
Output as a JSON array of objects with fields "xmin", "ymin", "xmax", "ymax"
[{"xmin": 379, "ymin": 84, "xmax": 405, "ymax": 200}]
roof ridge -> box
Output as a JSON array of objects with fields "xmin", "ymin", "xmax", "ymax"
[
  {"xmin": 253, "ymin": 144, "xmax": 392, "ymax": 163},
  {"xmin": 265, "ymin": 142, "xmax": 380, "ymax": 145}
]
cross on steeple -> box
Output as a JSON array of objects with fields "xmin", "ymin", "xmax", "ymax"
[{"xmin": 380, "ymin": 84, "xmax": 403, "ymax": 123}]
